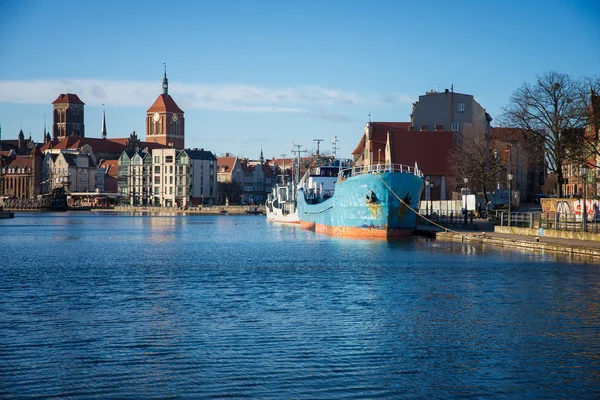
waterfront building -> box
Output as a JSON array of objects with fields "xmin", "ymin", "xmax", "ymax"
[
  {"xmin": 118, "ymin": 149, "xmax": 152, "ymax": 206},
  {"xmin": 151, "ymin": 148, "xmax": 217, "ymax": 207},
  {"xmin": 562, "ymin": 90, "xmax": 600, "ymax": 197},
  {"xmin": 239, "ymin": 153, "xmax": 274, "ymax": 205},
  {"xmin": 99, "ymin": 159, "xmax": 118, "ymax": 193},
  {"xmin": 42, "ymin": 148, "xmax": 98, "ymax": 194},
  {"xmin": 52, "ymin": 93, "xmax": 85, "ymax": 140},
  {"xmin": 352, "ymin": 122, "xmax": 455, "ymax": 200},
  {"xmin": 216, "ymin": 154, "xmax": 244, "ymax": 204},
  {"xmin": 490, "ymin": 127, "xmax": 545, "ymax": 202},
  {"xmin": 146, "ymin": 69, "xmax": 185, "ymax": 149},
  {"xmin": 410, "ymin": 88, "xmax": 492, "ymax": 142},
  {"xmin": 1, "ymin": 145, "xmax": 43, "ymax": 199}
]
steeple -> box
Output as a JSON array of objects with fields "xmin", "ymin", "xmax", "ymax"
[
  {"xmin": 101, "ymin": 105, "xmax": 107, "ymax": 139},
  {"xmin": 162, "ymin": 64, "xmax": 168, "ymax": 96},
  {"xmin": 260, "ymin": 146, "xmax": 264, "ymax": 164}
]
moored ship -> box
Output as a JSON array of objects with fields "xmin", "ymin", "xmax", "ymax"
[
  {"xmin": 265, "ymin": 181, "xmax": 299, "ymax": 223},
  {"xmin": 297, "ymin": 163, "xmax": 424, "ymax": 238}
]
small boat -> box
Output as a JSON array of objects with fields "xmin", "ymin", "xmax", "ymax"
[
  {"xmin": 266, "ymin": 181, "xmax": 299, "ymax": 224},
  {"xmin": 297, "ymin": 162, "xmax": 424, "ymax": 238}
]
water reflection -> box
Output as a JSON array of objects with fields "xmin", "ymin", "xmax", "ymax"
[{"xmin": 1, "ymin": 213, "xmax": 599, "ymax": 398}]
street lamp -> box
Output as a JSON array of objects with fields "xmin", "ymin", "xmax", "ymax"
[
  {"xmin": 582, "ymin": 164, "xmax": 588, "ymax": 232},
  {"xmin": 463, "ymin": 177, "xmax": 469, "ymax": 224},
  {"xmin": 425, "ymin": 178, "xmax": 430, "ymax": 216},
  {"xmin": 378, "ymin": 148, "xmax": 381, "ymax": 167},
  {"xmin": 508, "ymin": 172, "xmax": 513, "ymax": 227}
]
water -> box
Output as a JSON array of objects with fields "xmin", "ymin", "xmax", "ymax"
[{"xmin": 1, "ymin": 213, "xmax": 599, "ymax": 399}]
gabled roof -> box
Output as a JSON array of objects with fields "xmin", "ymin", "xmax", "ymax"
[
  {"xmin": 99, "ymin": 159, "xmax": 119, "ymax": 177},
  {"xmin": 147, "ymin": 94, "xmax": 184, "ymax": 113},
  {"xmin": 352, "ymin": 122, "xmax": 411, "ymax": 155},
  {"xmin": 52, "ymin": 93, "xmax": 85, "ymax": 105},
  {"xmin": 217, "ymin": 156, "xmax": 238, "ymax": 173},
  {"xmin": 262, "ymin": 163, "xmax": 274, "ymax": 177}
]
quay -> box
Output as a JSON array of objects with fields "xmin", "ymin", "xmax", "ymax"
[{"xmin": 416, "ymin": 219, "xmax": 600, "ymax": 259}]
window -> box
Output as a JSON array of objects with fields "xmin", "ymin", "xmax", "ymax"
[
  {"xmin": 154, "ymin": 156, "xmax": 160, "ymax": 163},
  {"xmin": 155, "ymin": 176, "xmax": 160, "ymax": 184},
  {"xmin": 169, "ymin": 165, "xmax": 173, "ymax": 174},
  {"xmin": 451, "ymin": 122, "xmax": 459, "ymax": 131},
  {"xmin": 434, "ymin": 124, "xmax": 444, "ymax": 131},
  {"xmin": 155, "ymin": 166, "xmax": 160, "ymax": 173},
  {"xmin": 169, "ymin": 186, "xmax": 173, "ymax": 194},
  {"xmin": 420, "ymin": 125, "xmax": 428, "ymax": 131},
  {"xmin": 170, "ymin": 176, "xmax": 173, "ymax": 184},
  {"xmin": 458, "ymin": 102, "xmax": 465, "ymax": 112},
  {"xmin": 154, "ymin": 187, "xmax": 159, "ymax": 194},
  {"xmin": 166, "ymin": 156, "xmax": 173, "ymax": 163}
]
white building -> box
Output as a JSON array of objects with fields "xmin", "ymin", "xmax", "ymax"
[
  {"xmin": 152, "ymin": 148, "xmax": 217, "ymax": 207},
  {"xmin": 42, "ymin": 147, "xmax": 99, "ymax": 194}
]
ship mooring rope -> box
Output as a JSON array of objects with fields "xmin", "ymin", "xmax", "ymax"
[{"xmin": 377, "ymin": 175, "xmax": 460, "ymax": 234}]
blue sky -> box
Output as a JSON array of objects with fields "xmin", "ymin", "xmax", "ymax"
[{"xmin": 1, "ymin": 0, "xmax": 599, "ymax": 159}]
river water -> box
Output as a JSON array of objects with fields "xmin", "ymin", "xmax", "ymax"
[{"xmin": 1, "ymin": 212, "xmax": 599, "ymax": 399}]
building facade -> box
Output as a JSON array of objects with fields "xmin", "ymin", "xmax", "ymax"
[
  {"xmin": 410, "ymin": 88, "xmax": 492, "ymax": 141},
  {"xmin": 42, "ymin": 149, "xmax": 98, "ymax": 194},
  {"xmin": 118, "ymin": 150, "xmax": 152, "ymax": 206},
  {"xmin": 52, "ymin": 93, "xmax": 85, "ymax": 140},
  {"xmin": 1, "ymin": 146, "xmax": 43, "ymax": 199}
]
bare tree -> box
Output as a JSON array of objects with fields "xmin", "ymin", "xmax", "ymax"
[
  {"xmin": 449, "ymin": 127, "xmax": 503, "ymax": 205},
  {"xmin": 500, "ymin": 72, "xmax": 588, "ymax": 197}
]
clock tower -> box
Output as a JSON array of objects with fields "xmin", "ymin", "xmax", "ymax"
[{"xmin": 146, "ymin": 67, "xmax": 185, "ymax": 149}]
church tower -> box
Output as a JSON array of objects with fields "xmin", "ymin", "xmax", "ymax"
[
  {"xmin": 52, "ymin": 93, "xmax": 85, "ymax": 140},
  {"xmin": 146, "ymin": 66, "xmax": 185, "ymax": 149}
]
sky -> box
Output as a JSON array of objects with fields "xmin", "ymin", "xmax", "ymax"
[{"xmin": 0, "ymin": 0, "xmax": 599, "ymax": 160}]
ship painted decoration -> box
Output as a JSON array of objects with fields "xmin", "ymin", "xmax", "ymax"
[{"xmin": 296, "ymin": 163, "xmax": 424, "ymax": 238}]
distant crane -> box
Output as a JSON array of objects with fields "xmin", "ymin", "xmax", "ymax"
[{"xmin": 291, "ymin": 143, "xmax": 308, "ymax": 183}]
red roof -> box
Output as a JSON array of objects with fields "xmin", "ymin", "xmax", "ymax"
[
  {"xmin": 40, "ymin": 137, "xmax": 169, "ymax": 154},
  {"xmin": 391, "ymin": 130, "xmax": 454, "ymax": 176},
  {"xmin": 99, "ymin": 159, "xmax": 119, "ymax": 177},
  {"xmin": 52, "ymin": 93, "xmax": 85, "ymax": 105},
  {"xmin": 147, "ymin": 94, "xmax": 184, "ymax": 113},
  {"xmin": 217, "ymin": 156, "xmax": 237, "ymax": 173},
  {"xmin": 352, "ymin": 122, "xmax": 411, "ymax": 155}
]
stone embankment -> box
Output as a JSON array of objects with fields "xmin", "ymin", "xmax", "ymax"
[{"xmin": 417, "ymin": 221, "xmax": 600, "ymax": 259}]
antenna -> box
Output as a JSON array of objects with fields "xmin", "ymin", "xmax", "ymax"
[
  {"xmin": 331, "ymin": 136, "xmax": 338, "ymax": 159},
  {"xmin": 313, "ymin": 139, "xmax": 324, "ymax": 155},
  {"xmin": 368, "ymin": 113, "xmax": 371, "ymax": 123}
]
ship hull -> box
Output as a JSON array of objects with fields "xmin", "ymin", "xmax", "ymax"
[{"xmin": 297, "ymin": 171, "xmax": 423, "ymax": 238}]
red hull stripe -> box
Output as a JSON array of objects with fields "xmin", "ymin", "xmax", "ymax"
[{"xmin": 300, "ymin": 221, "xmax": 413, "ymax": 238}]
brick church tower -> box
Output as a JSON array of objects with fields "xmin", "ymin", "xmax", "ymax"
[
  {"xmin": 52, "ymin": 93, "xmax": 85, "ymax": 140},
  {"xmin": 146, "ymin": 67, "xmax": 185, "ymax": 149}
]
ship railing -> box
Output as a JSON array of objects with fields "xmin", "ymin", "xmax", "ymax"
[{"xmin": 340, "ymin": 163, "xmax": 423, "ymax": 179}]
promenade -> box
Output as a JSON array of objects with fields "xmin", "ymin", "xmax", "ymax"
[{"xmin": 417, "ymin": 218, "xmax": 600, "ymax": 260}]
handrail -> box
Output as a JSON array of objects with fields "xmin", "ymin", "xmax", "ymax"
[{"xmin": 339, "ymin": 163, "xmax": 423, "ymax": 178}]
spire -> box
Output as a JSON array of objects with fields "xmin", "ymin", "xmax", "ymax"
[
  {"xmin": 162, "ymin": 63, "xmax": 168, "ymax": 96},
  {"xmin": 101, "ymin": 105, "xmax": 107, "ymax": 139},
  {"xmin": 260, "ymin": 146, "xmax": 264, "ymax": 164}
]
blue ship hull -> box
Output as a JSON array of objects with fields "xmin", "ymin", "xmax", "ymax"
[{"xmin": 297, "ymin": 170, "xmax": 424, "ymax": 238}]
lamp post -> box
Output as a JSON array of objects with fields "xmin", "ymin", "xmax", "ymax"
[
  {"xmin": 425, "ymin": 178, "xmax": 430, "ymax": 216},
  {"xmin": 507, "ymin": 172, "xmax": 513, "ymax": 227},
  {"xmin": 582, "ymin": 164, "xmax": 588, "ymax": 232},
  {"xmin": 463, "ymin": 177, "xmax": 469, "ymax": 224},
  {"xmin": 378, "ymin": 148, "xmax": 381, "ymax": 167}
]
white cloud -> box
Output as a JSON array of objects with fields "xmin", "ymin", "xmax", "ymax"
[{"xmin": 0, "ymin": 79, "xmax": 413, "ymax": 118}]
